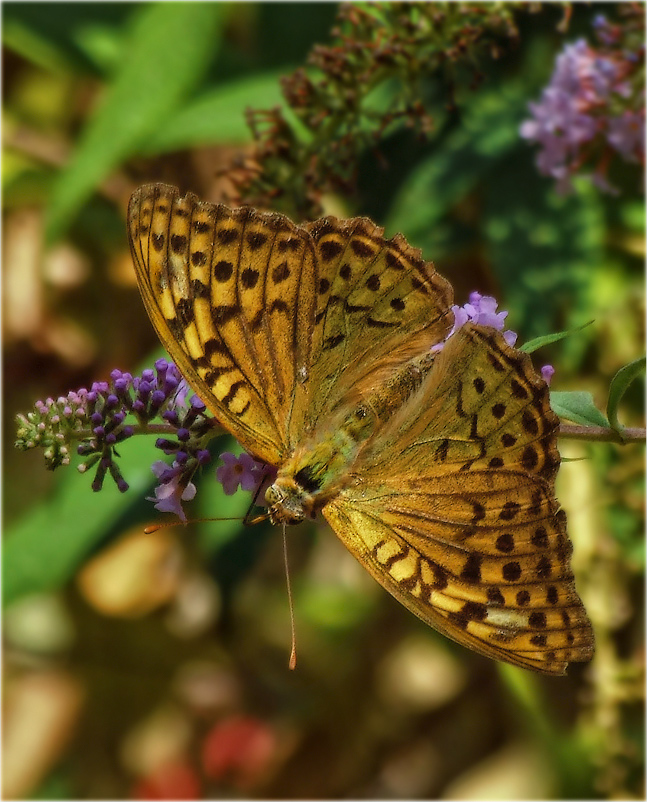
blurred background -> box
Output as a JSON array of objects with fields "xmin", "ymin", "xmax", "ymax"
[{"xmin": 3, "ymin": 3, "xmax": 644, "ymax": 799}]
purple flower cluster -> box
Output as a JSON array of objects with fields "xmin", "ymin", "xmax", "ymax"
[
  {"xmin": 433, "ymin": 292, "xmax": 555, "ymax": 386},
  {"xmin": 432, "ymin": 292, "xmax": 518, "ymax": 353},
  {"xmin": 16, "ymin": 389, "xmax": 95, "ymax": 471},
  {"xmin": 520, "ymin": 14, "xmax": 645, "ymax": 193},
  {"xmin": 16, "ymin": 360, "xmax": 217, "ymax": 512}
]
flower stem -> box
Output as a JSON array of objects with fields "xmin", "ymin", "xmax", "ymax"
[{"xmin": 559, "ymin": 424, "xmax": 645, "ymax": 443}]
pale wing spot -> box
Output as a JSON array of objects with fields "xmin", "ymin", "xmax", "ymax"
[
  {"xmin": 468, "ymin": 619, "xmax": 522, "ymax": 643},
  {"xmin": 159, "ymin": 288, "xmax": 177, "ymax": 322},
  {"xmin": 158, "ymin": 271, "xmax": 169, "ymax": 292},
  {"xmin": 214, "ymin": 376, "xmax": 236, "ymax": 400},
  {"xmin": 375, "ymin": 539, "xmax": 404, "ymax": 566},
  {"xmin": 185, "ymin": 325, "xmax": 206, "ymax": 361},
  {"xmin": 389, "ymin": 554, "xmax": 418, "ymax": 584},
  {"xmin": 486, "ymin": 608, "xmax": 529, "ymax": 630},
  {"xmin": 420, "ymin": 560, "xmax": 437, "ymax": 588},
  {"xmin": 427, "ymin": 592, "xmax": 466, "ymax": 615},
  {"xmin": 168, "ymin": 254, "xmax": 190, "ymax": 297},
  {"xmin": 215, "ymin": 378, "xmax": 251, "ymax": 415}
]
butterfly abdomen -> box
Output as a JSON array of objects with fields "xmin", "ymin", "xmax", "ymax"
[{"xmin": 365, "ymin": 351, "xmax": 436, "ymax": 422}]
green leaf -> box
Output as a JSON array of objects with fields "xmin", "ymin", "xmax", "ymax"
[
  {"xmin": 385, "ymin": 78, "xmax": 527, "ymax": 257},
  {"xmin": 142, "ymin": 70, "xmax": 292, "ymax": 153},
  {"xmin": 3, "ymin": 432, "xmax": 157, "ymax": 608},
  {"xmin": 520, "ymin": 321, "xmax": 595, "ymax": 353},
  {"xmin": 2, "ymin": 3, "xmax": 132, "ymax": 75},
  {"xmin": 550, "ymin": 391, "xmax": 609, "ymax": 428},
  {"xmin": 606, "ymin": 356, "xmax": 646, "ymax": 437},
  {"xmin": 45, "ymin": 3, "xmax": 222, "ymax": 242}
]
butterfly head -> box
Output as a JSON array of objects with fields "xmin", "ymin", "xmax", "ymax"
[{"xmin": 265, "ymin": 478, "xmax": 316, "ymax": 526}]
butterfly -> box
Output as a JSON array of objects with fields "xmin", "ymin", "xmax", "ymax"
[{"xmin": 128, "ymin": 183, "xmax": 594, "ymax": 675}]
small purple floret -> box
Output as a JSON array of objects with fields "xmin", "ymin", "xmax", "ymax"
[
  {"xmin": 541, "ymin": 365, "xmax": 556, "ymax": 386},
  {"xmin": 216, "ymin": 452, "xmax": 268, "ymax": 496},
  {"xmin": 197, "ymin": 449, "xmax": 211, "ymax": 465}
]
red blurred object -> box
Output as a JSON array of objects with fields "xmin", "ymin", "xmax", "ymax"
[
  {"xmin": 132, "ymin": 760, "xmax": 202, "ymax": 800},
  {"xmin": 201, "ymin": 715, "xmax": 277, "ymax": 790}
]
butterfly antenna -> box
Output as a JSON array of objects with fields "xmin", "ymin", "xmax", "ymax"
[
  {"xmin": 282, "ymin": 522, "xmax": 297, "ymax": 670},
  {"xmin": 144, "ymin": 517, "xmax": 246, "ymax": 534}
]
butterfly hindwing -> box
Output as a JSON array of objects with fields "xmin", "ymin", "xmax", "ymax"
[{"xmin": 323, "ymin": 325, "xmax": 594, "ymax": 674}]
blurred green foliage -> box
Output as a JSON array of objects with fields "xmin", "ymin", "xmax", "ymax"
[{"xmin": 3, "ymin": 2, "xmax": 644, "ymax": 800}]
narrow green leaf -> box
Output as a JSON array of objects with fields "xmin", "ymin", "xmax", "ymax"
[
  {"xmin": 45, "ymin": 3, "xmax": 222, "ymax": 242},
  {"xmin": 606, "ymin": 356, "xmax": 646, "ymax": 436},
  {"xmin": 142, "ymin": 70, "xmax": 292, "ymax": 153},
  {"xmin": 550, "ymin": 391, "xmax": 609, "ymax": 428},
  {"xmin": 520, "ymin": 321, "xmax": 595, "ymax": 354}
]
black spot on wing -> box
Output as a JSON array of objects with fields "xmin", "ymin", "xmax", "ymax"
[
  {"xmin": 247, "ymin": 231, "xmax": 268, "ymax": 250},
  {"xmin": 319, "ymin": 240, "xmax": 344, "ymax": 261},
  {"xmin": 460, "ymin": 553, "xmax": 482, "ymax": 583},
  {"xmin": 214, "ymin": 261, "xmax": 233, "ymax": 282},
  {"xmin": 241, "ymin": 268, "xmax": 260, "ymax": 289},
  {"xmin": 217, "ymin": 228, "xmax": 238, "ymax": 244},
  {"xmin": 171, "ymin": 234, "xmax": 187, "ymax": 253}
]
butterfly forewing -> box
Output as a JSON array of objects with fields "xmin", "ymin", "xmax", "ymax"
[
  {"xmin": 301, "ymin": 216, "xmax": 453, "ymax": 431},
  {"xmin": 129, "ymin": 185, "xmax": 454, "ymax": 457}
]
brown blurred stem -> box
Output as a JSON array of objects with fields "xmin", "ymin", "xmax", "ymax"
[{"xmin": 559, "ymin": 424, "xmax": 645, "ymax": 443}]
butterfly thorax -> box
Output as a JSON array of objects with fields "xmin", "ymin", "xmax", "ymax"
[{"xmin": 266, "ymin": 351, "xmax": 436, "ymax": 525}]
